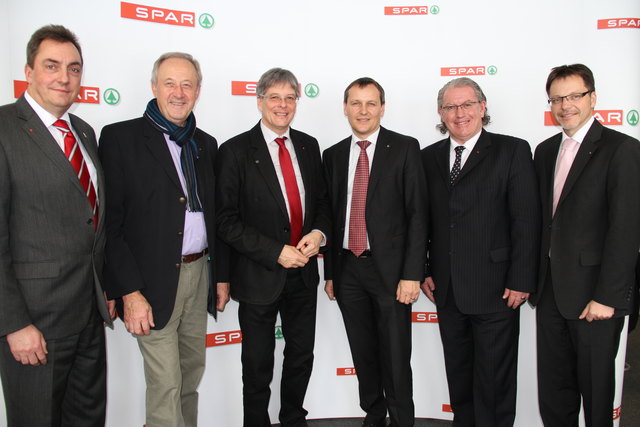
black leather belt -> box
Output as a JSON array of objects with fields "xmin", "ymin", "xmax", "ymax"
[{"xmin": 182, "ymin": 248, "xmax": 208, "ymax": 263}]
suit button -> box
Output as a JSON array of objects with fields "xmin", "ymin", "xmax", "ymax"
[
  {"xmin": 178, "ymin": 231, "xmax": 183, "ymax": 236},
  {"xmin": 179, "ymin": 197, "xmax": 186, "ymax": 203},
  {"xmin": 284, "ymin": 227, "xmax": 289, "ymax": 232},
  {"xmin": 87, "ymin": 218, "xmax": 93, "ymax": 225},
  {"xmin": 175, "ymin": 263, "xmax": 181, "ymax": 269},
  {"xmin": 450, "ymin": 223, "xmax": 455, "ymax": 228}
]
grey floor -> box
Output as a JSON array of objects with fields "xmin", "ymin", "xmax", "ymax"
[{"xmin": 273, "ymin": 328, "xmax": 640, "ymax": 427}]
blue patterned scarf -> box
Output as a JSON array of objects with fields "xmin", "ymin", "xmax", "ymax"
[{"xmin": 144, "ymin": 98, "xmax": 202, "ymax": 212}]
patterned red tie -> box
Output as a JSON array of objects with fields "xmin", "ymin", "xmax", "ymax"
[
  {"xmin": 53, "ymin": 119, "xmax": 98, "ymax": 230},
  {"xmin": 275, "ymin": 137, "xmax": 303, "ymax": 246},
  {"xmin": 348, "ymin": 140, "xmax": 371, "ymax": 257}
]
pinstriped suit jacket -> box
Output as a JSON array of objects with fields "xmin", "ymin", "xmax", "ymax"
[
  {"xmin": 0, "ymin": 95, "xmax": 111, "ymax": 340},
  {"xmin": 422, "ymin": 129, "xmax": 540, "ymax": 314}
]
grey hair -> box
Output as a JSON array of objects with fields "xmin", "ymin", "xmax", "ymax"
[
  {"xmin": 436, "ymin": 77, "xmax": 491, "ymax": 134},
  {"xmin": 256, "ymin": 68, "xmax": 300, "ymax": 98},
  {"xmin": 151, "ymin": 52, "xmax": 202, "ymax": 87}
]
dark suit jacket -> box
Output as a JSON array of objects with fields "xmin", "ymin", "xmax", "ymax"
[
  {"xmin": 0, "ymin": 96, "xmax": 111, "ymax": 339},
  {"xmin": 215, "ymin": 122, "xmax": 330, "ymax": 304},
  {"xmin": 530, "ymin": 120, "xmax": 640, "ymax": 319},
  {"xmin": 99, "ymin": 117, "xmax": 228, "ymax": 329},
  {"xmin": 323, "ymin": 127, "xmax": 427, "ymax": 293},
  {"xmin": 422, "ymin": 130, "xmax": 540, "ymax": 314}
]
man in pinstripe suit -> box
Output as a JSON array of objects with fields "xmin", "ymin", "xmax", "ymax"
[{"xmin": 421, "ymin": 78, "xmax": 540, "ymax": 427}]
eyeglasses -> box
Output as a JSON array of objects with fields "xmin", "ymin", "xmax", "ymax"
[
  {"xmin": 260, "ymin": 94, "xmax": 298, "ymax": 105},
  {"xmin": 440, "ymin": 101, "xmax": 480, "ymax": 114},
  {"xmin": 548, "ymin": 90, "xmax": 592, "ymax": 105}
]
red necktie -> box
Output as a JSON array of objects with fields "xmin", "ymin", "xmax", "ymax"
[
  {"xmin": 53, "ymin": 119, "xmax": 98, "ymax": 230},
  {"xmin": 348, "ymin": 140, "xmax": 371, "ymax": 257},
  {"xmin": 275, "ymin": 137, "xmax": 303, "ymax": 246},
  {"xmin": 552, "ymin": 137, "xmax": 579, "ymax": 216}
]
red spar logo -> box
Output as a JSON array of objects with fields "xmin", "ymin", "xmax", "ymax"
[
  {"xmin": 597, "ymin": 18, "xmax": 639, "ymax": 29},
  {"xmin": 544, "ymin": 111, "xmax": 623, "ymax": 126},
  {"xmin": 206, "ymin": 330, "xmax": 242, "ymax": 347},
  {"xmin": 412, "ymin": 312, "xmax": 439, "ymax": 323},
  {"xmin": 121, "ymin": 2, "xmax": 195, "ymax": 27},
  {"xmin": 13, "ymin": 80, "xmax": 100, "ymax": 104}
]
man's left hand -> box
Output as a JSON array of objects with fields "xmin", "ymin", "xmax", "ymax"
[
  {"xmin": 579, "ymin": 300, "xmax": 615, "ymax": 322},
  {"xmin": 296, "ymin": 231, "xmax": 323, "ymax": 257},
  {"xmin": 216, "ymin": 282, "xmax": 231, "ymax": 311},
  {"xmin": 396, "ymin": 280, "xmax": 420, "ymax": 305},
  {"xmin": 503, "ymin": 288, "xmax": 529, "ymax": 309}
]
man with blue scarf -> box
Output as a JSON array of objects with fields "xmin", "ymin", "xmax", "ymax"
[{"xmin": 99, "ymin": 52, "xmax": 229, "ymax": 427}]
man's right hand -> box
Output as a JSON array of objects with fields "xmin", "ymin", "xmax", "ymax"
[
  {"xmin": 421, "ymin": 277, "xmax": 436, "ymax": 303},
  {"xmin": 6, "ymin": 324, "xmax": 48, "ymax": 366},
  {"xmin": 278, "ymin": 245, "xmax": 309, "ymax": 269},
  {"xmin": 122, "ymin": 291, "xmax": 154, "ymax": 335},
  {"xmin": 324, "ymin": 280, "xmax": 336, "ymax": 300}
]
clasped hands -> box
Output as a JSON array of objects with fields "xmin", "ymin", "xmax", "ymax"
[{"xmin": 277, "ymin": 230, "xmax": 324, "ymax": 269}]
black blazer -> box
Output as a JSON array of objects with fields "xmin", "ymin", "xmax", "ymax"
[
  {"xmin": 422, "ymin": 130, "xmax": 540, "ymax": 314},
  {"xmin": 0, "ymin": 96, "xmax": 112, "ymax": 339},
  {"xmin": 530, "ymin": 120, "xmax": 640, "ymax": 319},
  {"xmin": 215, "ymin": 122, "xmax": 330, "ymax": 304},
  {"xmin": 323, "ymin": 127, "xmax": 427, "ymax": 293},
  {"xmin": 99, "ymin": 117, "xmax": 227, "ymax": 329}
]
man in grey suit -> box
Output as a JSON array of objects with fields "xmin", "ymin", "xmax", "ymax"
[{"xmin": 0, "ymin": 25, "xmax": 113, "ymax": 426}]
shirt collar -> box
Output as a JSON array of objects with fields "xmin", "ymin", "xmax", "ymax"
[
  {"xmin": 350, "ymin": 127, "xmax": 380, "ymax": 148},
  {"xmin": 260, "ymin": 120, "xmax": 291, "ymax": 144},
  {"xmin": 449, "ymin": 128, "xmax": 482, "ymax": 153},
  {"xmin": 24, "ymin": 91, "xmax": 72, "ymax": 129},
  {"xmin": 561, "ymin": 116, "xmax": 595, "ymax": 145}
]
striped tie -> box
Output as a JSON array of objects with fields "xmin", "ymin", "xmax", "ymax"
[{"xmin": 53, "ymin": 119, "xmax": 98, "ymax": 230}]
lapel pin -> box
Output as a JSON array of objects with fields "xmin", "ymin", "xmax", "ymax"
[
  {"xmin": 386, "ymin": 144, "xmax": 390, "ymax": 148},
  {"xmin": 82, "ymin": 132, "xmax": 87, "ymax": 138},
  {"xmin": 476, "ymin": 150, "xmax": 480, "ymax": 154},
  {"xmin": 29, "ymin": 129, "xmax": 33, "ymax": 132},
  {"xmin": 255, "ymin": 160, "xmax": 260, "ymax": 164}
]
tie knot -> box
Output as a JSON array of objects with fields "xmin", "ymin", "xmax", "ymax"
[
  {"xmin": 357, "ymin": 140, "xmax": 371, "ymax": 150},
  {"xmin": 53, "ymin": 119, "xmax": 70, "ymax": 133},
  {"xmin": 455, "ymin": 145, "xmax": 465, "ymax": 155},
  {"xmin": 275, "ymin": 137, "xmax": 287, "ymax": 147}
]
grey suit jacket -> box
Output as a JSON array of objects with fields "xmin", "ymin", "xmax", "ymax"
[{"xmin": 0, "ymin": 95, "xmax": 111, "ymax": 340}]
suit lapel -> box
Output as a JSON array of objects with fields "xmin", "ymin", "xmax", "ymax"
[
  {"xmin": 556, "ymin": 121, "xmax": 601, "ymax": 211},
  {"xmin": 249, "ymin": 124, "xmax": 289, "ymax": 219},
  {"xmin": 69, "ymin": 114, "xmax": 105, "ymax": 229},
  {"xmin": 290, "ymin": 130, "xmax": 313, "ymax": 226},
  {"xmin": 542, "ymin": 135, "xmax": 562, "ymax": 218},
  {"xmin": 434, "ymin": 138, "xmax": 450, "ymax": 190},
  {"xmin": 455, "ymin": 129, "xmax": 492, "ymax": 184},
  {"xmin": 367, "ymin": 127, "xmax": 393, "ymax": 202},
  {"xmin": 334, "ymin": 137, "xmax": 351, "ymax": 229},
  {"xmin": 142, "ymin": 120, "xmax": 183, "ymax": 193},
  {"xmin": 17, "ymin": 98, "xmax": 86, "ymax": 195}
]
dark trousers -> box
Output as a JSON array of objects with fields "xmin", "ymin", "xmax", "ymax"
[
  {"xmin": 238, "ymin": 271, "xmax": 317, "ymax": 427},
  {"xmin": 536, "ymin": 272, "xmax": 624, "ymax": 427},
  {"xmin": 336, "ymin": 253, "xmax": 414, "ymax": 427},
  {"xmin": 0, "ymin": 308, "xmax": 106, "ymax": 427},
  {"xmin": 437, "ymin": 285, "xmax": 519, "ymax": 427}
]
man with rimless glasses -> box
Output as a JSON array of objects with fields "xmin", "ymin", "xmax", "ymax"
[
  {"xmin": 421, "ymin": 77, "xmax": 540, "ymax": 427},
  {"xmin": 215, "ymin": 68, "xmax": 330, "ymax": 427},
  {"xmin": 530, "ymin": 64, "xmax": 640, "ymax": 427}
]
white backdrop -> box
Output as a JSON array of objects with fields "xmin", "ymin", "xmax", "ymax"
[{"xmin": 1, "ymin": 0, "xmax": 638, "ymax": 426}]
